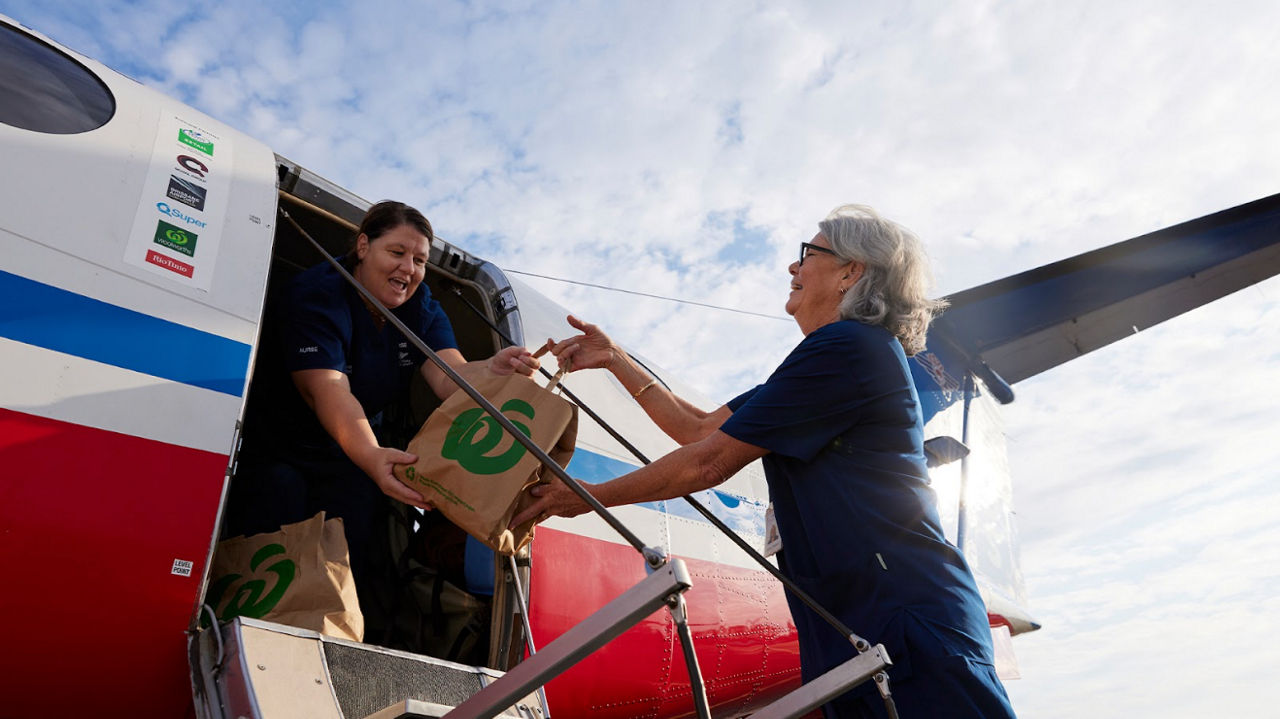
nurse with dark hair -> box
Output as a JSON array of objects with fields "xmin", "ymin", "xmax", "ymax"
[
  {"xmin": 226, "ymin": 200, "xmax": 538, "ymax": 618},
  {"xmin": 517, "ymin": 205, "xmax": 1016, "ymax": 718}
]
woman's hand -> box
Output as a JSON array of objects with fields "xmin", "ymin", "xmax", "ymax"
[
  {"xmin": 549, "ymin": 315, "xmax": 620, "ymax": 373},
  {"xmin": 351, "ymin": 444, "xmax": 433, "ymax": 510},
  {"xmin": 510, "ymin": 478, "xmax": 592, "ymax": 527},
  {"xmin": 294, "ymin": 368, "xmax": 436, "ymax": 507},
  {"xmin": 487, "ymin": 345, "xmax": 540, "ymax": 376}
]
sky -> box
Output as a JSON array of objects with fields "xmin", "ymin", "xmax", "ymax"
[{"xmin": 5, "ymin": 1, "xmax": 1279, "ymax": 715}]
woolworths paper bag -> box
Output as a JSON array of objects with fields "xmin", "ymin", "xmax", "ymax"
[
  {"xmin": 204, "ymin": 512, "xmax": 363, "ymax": 641},
  {"xmin": 394, "ymin": 372, "xmax": 577, "ymax": 555}
]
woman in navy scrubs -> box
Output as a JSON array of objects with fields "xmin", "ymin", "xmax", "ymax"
[
  {"xmin": 517, "ymin": 205, "xmax": 1016, "ymax": 718},
  {"xmin": 227, "ymin": 200, "xmax": 538, "ymax": 620}
]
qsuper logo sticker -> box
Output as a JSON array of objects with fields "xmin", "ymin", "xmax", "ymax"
[
  {"xmin": 178, "ymin": 128, "xmax": 214, "ymax": 156},
  {"xmin": 156, "ymin": 201, "xmax": 207, "ymax": 228},
  {"xmin": 153, "ymin": 219, "xmax": 198, "ymax": 257},
  {"xmin": 166, "ymin": 175, "xmax": 207, "ymax": 211}
]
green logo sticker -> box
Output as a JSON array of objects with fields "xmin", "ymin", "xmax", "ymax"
[
  {"xmin": 202, "ymin": 543, "xmax": 296, "ymax": 626},
  {"xmin": 153, "ymin": 219, "xmax": 198, "ymax": 257},
  {"xmin": 178, "ymin": 128, "xmax": 214, "ymax": 156},
  {"xmin": 442, "ymin": 399, "xmax": 535, "ymax": 475}
]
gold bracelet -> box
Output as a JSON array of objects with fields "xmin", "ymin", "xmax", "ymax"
[{"xmin": 631, "ymin": 379, "xmax": 658, "ymax": 399}]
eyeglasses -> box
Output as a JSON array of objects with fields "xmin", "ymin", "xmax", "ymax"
[{"xmin": 799, "ymin": 242, "xmax": 838, "ymax": 266}]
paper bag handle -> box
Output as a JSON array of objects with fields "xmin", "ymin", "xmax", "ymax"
[{"xmin": 533, "ymin": 341, "xmax": 571, "ymax": 393}]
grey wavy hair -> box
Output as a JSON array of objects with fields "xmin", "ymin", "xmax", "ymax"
[{"xmin": 818, "ymin": 204, "xmax": 947, "ymax": 356}]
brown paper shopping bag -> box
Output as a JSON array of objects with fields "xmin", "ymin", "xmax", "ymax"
[
  {"xmin": 394, "ymin": 372, "xmax": 577, "ymax": 555},
  {"xmin": 205, "ymin": 512, "xmax": 364, "ymax": 641}
]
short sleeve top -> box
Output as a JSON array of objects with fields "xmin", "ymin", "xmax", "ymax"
[
  {"xmin": 255, "ymin": 261, "xmax": 457, "ymax": 452},
  {"xmin": 719, "ymin": 320, "xmax": 993, "ymax": 683}
]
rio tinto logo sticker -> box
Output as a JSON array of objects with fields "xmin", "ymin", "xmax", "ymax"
[
  {"xmin": 145, "ymin": 249, "xmax": 194, "ymax": 278},
  {"xmin": 124, "ymin": 114, "xmax": 232, "ymax": 290}
]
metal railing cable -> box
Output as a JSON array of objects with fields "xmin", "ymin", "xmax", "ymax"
[{"xmin": 505, "ymin": 555, "xmax": 552, "ymax": 717}]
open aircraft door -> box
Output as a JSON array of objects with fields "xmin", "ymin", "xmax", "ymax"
[{"xmin": 0, "ymin": 15, "xmax": 277, "ymax": 715}]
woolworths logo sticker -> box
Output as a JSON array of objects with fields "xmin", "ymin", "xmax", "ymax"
[
  {"xmin": 153, "ymin": 220, "xmax": 198, "ymax": 257},
  {"xmin": 178, "ymin": 128, "xmax": 214, "ymax": 156}
]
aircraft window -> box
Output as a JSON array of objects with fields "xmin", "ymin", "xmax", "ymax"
[{"xmin": 0, "ymin": 23, "xmax": 115, "ymax": 134}]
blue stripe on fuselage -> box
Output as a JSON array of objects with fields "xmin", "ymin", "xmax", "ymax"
[
  {"xmin": 566, "ymin": 448, "xmax": 766, "ymax": 537},
  {"xmin": 0, "ymin": 270, "xmax": 250, "ymax": 396}
]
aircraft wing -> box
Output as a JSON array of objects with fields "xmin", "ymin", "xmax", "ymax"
[{"xmin": 931, "ymin": 192, "xmax": 1280, "ymax": 387}]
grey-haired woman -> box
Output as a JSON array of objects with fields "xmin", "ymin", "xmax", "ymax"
[{"xmin": 517, "ymin": 205, "xmax": 1016, "ymax": 718}]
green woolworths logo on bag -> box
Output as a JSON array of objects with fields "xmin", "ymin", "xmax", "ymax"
[
  {"xmin": 443, "ymin": 399, "xmax": 536, "ymax": 475},
  {"xmin": 202, "ymin": 543, "xmax": 296, "ymax": 626}
]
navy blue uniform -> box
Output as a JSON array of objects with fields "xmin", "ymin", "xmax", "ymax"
[
  {"xmin": 272, "ymin": 261, "xmax": 456, "ymax": 451},
  {"xmin": 227, "ymin": 261, "xmax": 457, "ymax": 617},
  {"xmin": 720, "ymin": 320, "xmax": 1015, "ymax": 719}
]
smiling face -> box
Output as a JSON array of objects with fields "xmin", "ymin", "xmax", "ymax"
[
  {"xmin": 351, "ymin": 223, "xmax": 431, "ymax": 309},
  {"xmin": 786, "ymin": 232, "xmax": 862, "ymax": 335}
]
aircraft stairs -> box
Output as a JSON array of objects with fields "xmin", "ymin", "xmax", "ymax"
[
  {"xmin": 187, "ymin": 208, "xmax": 898, "ymax": 719},
  {"xmin": 190, "ymin": 551, "xmax": 894, "ymax": 719}
]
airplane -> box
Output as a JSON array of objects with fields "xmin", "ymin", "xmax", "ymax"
[{"xmin": 2, "ymin": 12, "xmax": 1278, "ymax": 718}]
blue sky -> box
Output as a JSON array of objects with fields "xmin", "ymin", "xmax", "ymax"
[{"xmin": 6, "ymin": 1, "xmax": 1279, "ymax": 715}]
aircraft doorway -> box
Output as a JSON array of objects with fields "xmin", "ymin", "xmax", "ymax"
[{"xmin": 215, "ymin": 160, "xmax": 533, "ymax": 679}]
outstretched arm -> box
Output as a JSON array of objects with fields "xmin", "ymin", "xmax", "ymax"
[
  {"xmin": 511, "ymin": 430, "xmax": 767, "ymax": 526},
  {"xmin": 292, "ymin": 368, "xmax": 430, "ymax": 509},
  {"xmin": 420, "ymin": 345, "xmax": 540, "ymax": 400},
  {"xmin": 551, "ymin": 315, "xmax": 732, "ymax": 445}
]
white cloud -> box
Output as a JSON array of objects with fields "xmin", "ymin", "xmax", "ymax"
[
  {"xmin": 1003, "ymin": 275, "xmax": 1280, "ymax": 717},
  {"xmin": 7, "ymin": 1, "xmax": 1280, "ymax": 714}
]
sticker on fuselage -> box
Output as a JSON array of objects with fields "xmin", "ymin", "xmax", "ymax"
[
  {"xmin": 171, "ymin": 559, "xmax": 194, "ymax": 577},
  {"xmin": 123, "ymin": 114, "xmax": 232, "ymax": 291}
]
